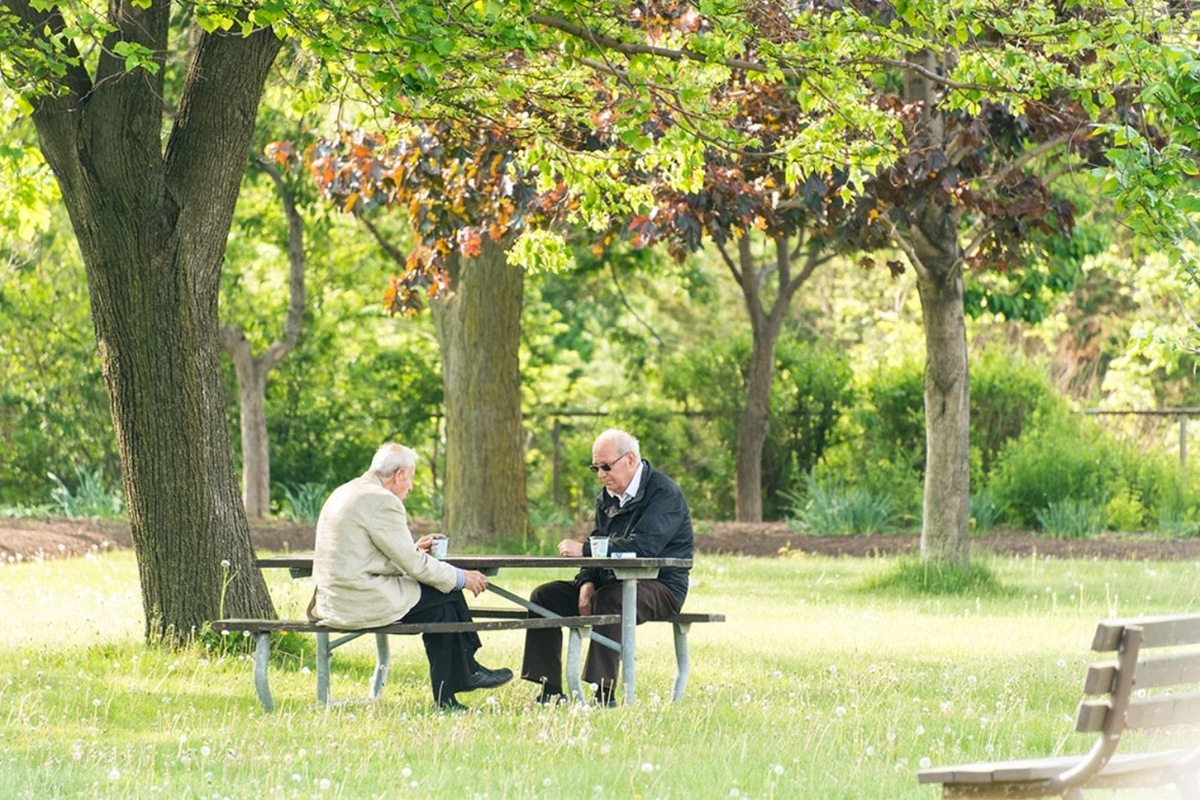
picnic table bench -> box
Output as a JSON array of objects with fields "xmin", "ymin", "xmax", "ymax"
[
  {"xmin": 917, "ymin": 612, "xmax": 1200, "ymax": 798},
  {"xmin": 218, "ymin": 553, "xmax": 724, "ymax": 710},
  {"xmin": 214, "ymin": 613, "xmax": 620, "ymax": 711}
]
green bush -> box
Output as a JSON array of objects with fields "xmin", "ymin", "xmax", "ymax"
[
  {"xmin": 277, "ymin": 482, "xmax": 328, "ymax": 522},
  {"xmin": 1104, "ymin": 488, "xmax": 1147, "ymax": 532},
  {"xmin": 970, "ymin": 489, "xmax": 1000, "ymax": 534},
  {"xmin": 989, "ymin": 404, "xmax": 1120, "ymax": 527},
  {"xmin": 1036, "ymin": 499, "xmax": 1105, "ymax": 539},
  {"xmin": 989, "ymin": 400, "xmax": 1196, "ymax": 533},
  {"xmin": 970, "ymin": 348, "xmax": 1052, "ymax": 478},
  {"xmin": 48, "ymin": 466, "xmax": 125, "ymax": 519},
  {"xmin": 789, "ymin": 475, "xmax": 894, "ymax": 535}
]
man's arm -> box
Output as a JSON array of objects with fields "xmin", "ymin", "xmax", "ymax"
[{"xmin": 366, "ymin": 500, "xmax": 462, "ymax": 593}]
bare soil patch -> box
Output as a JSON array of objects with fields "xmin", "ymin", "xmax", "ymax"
[{"xmin": 4, "ymin": 517, "xmax": 1200, "ymax": 563}]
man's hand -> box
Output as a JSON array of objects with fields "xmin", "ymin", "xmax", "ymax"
[
  {"xmin": 578, "ymin": 581, "xmax": 595, "ymax": 614},
  {"xmin": 557, "ymin": 538, "xmax": 584, "ymax": 557},
  {"xmin": 415, "ymin": 534, "xmax": 437, "ymax": 553},
  {"xmin": 462, "ymin": 569, "xmax": 488, "ymax": 597}
]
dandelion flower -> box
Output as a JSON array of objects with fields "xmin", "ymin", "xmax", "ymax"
[
  {"xmin": 640, "ymin": 762, "xmax": 654, "ymax": 773},
  {"xmin": 108, "ymin": 768, "xmax": 120, "ymax": 781}
]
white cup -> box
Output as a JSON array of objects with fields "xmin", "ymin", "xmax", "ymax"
[
  {"xmin": 430, "ymin": 536, "xmax": 449, "ymax": 559},
  {"xmin": 589, "ymin": 536, "xmax": 609, "ymax": 558}
]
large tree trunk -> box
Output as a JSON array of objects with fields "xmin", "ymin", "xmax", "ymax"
[
  {"xmin": 14, "ymin": 1, "xmax": 281, "ymax": 641},
  {"xmin": 431, "ymin": 239, "xmax": 528, "ymax": 545}
]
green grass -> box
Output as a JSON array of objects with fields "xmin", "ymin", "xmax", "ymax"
[{"xmin": 4, "ymin": 551, "xmax": 1200, "ymax": 798}]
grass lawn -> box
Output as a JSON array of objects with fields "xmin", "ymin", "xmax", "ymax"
[{"xmin": 3, "ymin": 549, "xmax": 1200, "ymax": 798}]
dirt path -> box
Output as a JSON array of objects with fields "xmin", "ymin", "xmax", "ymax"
[{"xmin": 4, "ymin": 517, "xmax": 1200, "ymax": 562}]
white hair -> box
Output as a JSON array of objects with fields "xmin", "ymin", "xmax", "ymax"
[
  {"xmin": 594, "ymin": 428, "xmax": 640, "ymax": 460},
  {"xmin": 369, "ymin": 443, "xmax": 417, "ymax": 477}
]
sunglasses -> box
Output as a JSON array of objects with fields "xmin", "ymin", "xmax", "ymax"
[{"xmin": 588, "ymin": 453, "xmax": 627, "ymax": 473}]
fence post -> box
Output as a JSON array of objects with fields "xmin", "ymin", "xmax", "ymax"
[
  {"xmin": 1181, "ymin": 416, "xmax": 1188, "ymax": 478},
  {"xmin": 552, "ymin": 417, "xmax": 562, "ymax": 508}
]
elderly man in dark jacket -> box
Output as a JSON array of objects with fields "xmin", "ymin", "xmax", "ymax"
[{"xmin": 521, "ymin": 427, "xmax": 694, "ymax": 706}]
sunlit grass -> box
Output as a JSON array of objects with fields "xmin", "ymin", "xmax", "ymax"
[{"xmin": 3, "ymin": 550, "xmax": 1200, "ymax": 798}]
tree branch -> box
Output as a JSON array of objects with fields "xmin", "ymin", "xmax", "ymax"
[
  {"xmin": 530, "ymin": 13, "xmax": 779, "ymax": 76},
  {"xmin": 255, "ymin": 156, "xmax": 306, "ymax": 368},
  {"xmin": 607, "ymin": 262, "xmax": 666, "ymax": 350},
  {"xmin": 714, "ymin": 239, "xmax": 745, "ymax": 290}
]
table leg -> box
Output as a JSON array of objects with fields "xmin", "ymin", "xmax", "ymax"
[{"xmin": 621, "ymin": 577, "xmax": 637, "ymax": 706}]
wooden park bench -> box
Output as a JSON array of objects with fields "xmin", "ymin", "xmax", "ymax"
[{"xmin": 917, "ymin": 612, "xmax": 1200, "ymax": 799}]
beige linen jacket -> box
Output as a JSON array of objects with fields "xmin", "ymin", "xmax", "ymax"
[{"xmin": 312, "ymin": 472, "xmax": 460, "ymax": 629}]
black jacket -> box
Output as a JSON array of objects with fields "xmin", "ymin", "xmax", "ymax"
[{"xmin": 576, "ymin": 459, "xmax": 694, "ymax": 605}]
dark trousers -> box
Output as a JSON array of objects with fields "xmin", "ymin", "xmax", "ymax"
[
  {"xmin": 520, "ymin": 579, "xmax": 681, "ymax": 700},
  {"xmin": 400, "ymin": 584, "xmax": 482, "ymax": 703}
]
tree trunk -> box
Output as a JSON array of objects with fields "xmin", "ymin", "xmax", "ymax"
[
  {"xmin": 902, "ymin": 53, "xmax": 972, "ymax": 567},
  {"xmin": 916, "ymin": 259, "xmax": 971, "ymax": 566},
  {"xmin": 14, "ymin": 1, "xmax": 281, "ymax": 641},
  {"xmin": 225, "ymin": 344, "xmax": 273, "ymax": 518},
  {"xmin": 431, "ymin": 239, "xmax": 528, "ymax": 545},
  {"xmin": 220, "ymin": 159, "xmax": 307, "ymax": 518},
  {"xmin": 728, "ymin": 235, "xmax": 815, "ymax": 522}
]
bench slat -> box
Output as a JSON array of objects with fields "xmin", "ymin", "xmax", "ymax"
[
  {"xmin": 1083, "ymin": 650, "xmax": 1200, "ymax": 694},
  {"xmin": 1076, "ymin": 691, "xmax": 1200, "ymax": 733},
  {"xmin": 468, "ymin": 608, "xmax": 725, "ymax": 624},
  {"xmin": 1092, "ymin": 613, "xmax": 1200, "ymax": 651},
  {"xmin": 215, "ymin": 615, "xmax": 621, "ymax": 636}
]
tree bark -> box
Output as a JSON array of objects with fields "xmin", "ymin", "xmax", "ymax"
[
  {"xmin": 11, "ymin": 1, "xmax": 281, "ymax": 640},
  {"xmin": 431, "ymin": 239, "xmax": 528, "ymax": 545},
  {"xmin": 915, "ymin": 256, "xmax": 971, "ymax": 566},
  {"xmin": 902, "ymin": 53, "xmax": 972, "ymax": 567},
  {"xmin": 220, "ymin": 159, "xmax": 307, "ymax": 518}
]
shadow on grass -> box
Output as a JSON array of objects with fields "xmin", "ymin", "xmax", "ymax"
[{"xmin": 861, "ymin": 558, "xmax": 1014, "ymax": 597}]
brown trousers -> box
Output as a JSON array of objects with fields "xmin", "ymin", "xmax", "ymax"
[{"xmin": 520, "ymin": 579, "xmax": 681, "ymax": 700}]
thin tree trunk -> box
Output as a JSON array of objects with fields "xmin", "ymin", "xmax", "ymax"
[
  {"xmin": 904, "ymin": 53, "xmax": 972, "ymax": 567},
  {"xmin": 726, "ymin": 234, "xmax": 817, "ymax": 522},
  {"xmin": 13, "ymin": 1, "xmax": 281, "ymax": 641},
  {"xmin": 220, "ymin": 159, "xmax": 307, "ymax": 518},
  {"xmin": 916, "ymin": 261, "xmax": 971, "ymax": 566},
  {"xmin": 431, "ymin": 239, "xmax": 528, "ymax": 545}
]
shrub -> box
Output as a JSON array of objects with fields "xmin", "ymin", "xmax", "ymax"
[
  {"xmin": 989, "ymin": 404, "xmax": 1119, "ymax": 528},
  {"xmin": 1104, "ymin": 488, "xmax": 1147, "ymax": 532},
  {"xmin": 1036, "ymin": 499, "xmax": 1105, "ymax": 539},
  {"xmin": 789, "ymin": 475, "xmax": 894, "ymax": 535},
  {"xmin": 47, "ymin": 466, "xmax": 124, "ymax": 519},
  {"xmin": 970, "ymin": 489, "xmax": 1000, "ymax": 534},
  {"xmin": 277, "ymin": 482, "xmax": 328, "ymax": 523}
]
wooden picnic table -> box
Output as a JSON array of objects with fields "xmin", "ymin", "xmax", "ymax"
[{"xmin": 256, "ymin": 553, "xmax": 693, "ymax": 706}]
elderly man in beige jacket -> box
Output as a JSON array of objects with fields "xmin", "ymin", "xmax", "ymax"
[{"xmin": 311, "ymin": 443, "xmax": 512, "ymax": 710}]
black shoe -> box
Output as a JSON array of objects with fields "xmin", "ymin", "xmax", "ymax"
[
  {"xmin": 438, "ymin": 696, "xmax": 469, "ymax": 712},
  {"xmin": 536, "ymin": 689, "xmax": 568, "ymax": 706},
  {"xmin": 465, "ymin": 666, "xmax": 513, "ymax": 690},
  {"xmin": 595, "ymin": 692, "xmax": 618, "ymax": 708}
]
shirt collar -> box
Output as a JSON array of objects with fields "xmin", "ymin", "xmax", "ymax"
[{"xmin": 607, "ymin": 459, "xmax": 644, "ymax": 507}]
